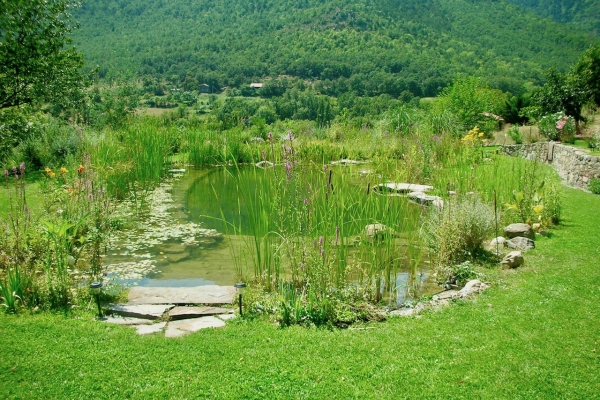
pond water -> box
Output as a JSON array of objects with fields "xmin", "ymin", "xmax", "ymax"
[{"xmin": 104, "ymin": 165, "xmax": 440, "ymax": 304}]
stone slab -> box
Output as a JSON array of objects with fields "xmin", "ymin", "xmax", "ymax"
[
  {"xmin": 165, "ymin": 316, "xmax": 226, "ymax": 338},
  {"xmin": 374, "ymin": 183, "xmax": 434, "ymax": 194},
  {"xmin": 108, "ymin": 304, "xmax": 175, "ymax": 319},
  {"xmin": 100, "ymin": 316, "xmax": 153, "ymax": 325},
  {"xmin": 169, "ymin": 306, "xmax": 233, "ymax": 320},
  {"xmin": 136, "ymin": 322, "xmax": 167, "ymax": 335},
  {"xmin": 217, "ymin": 313, "xmax": 237, "ymax": 321},
  {"xmin": 128, "ymin": 285, "xmax": 236, "ymax": 305}
]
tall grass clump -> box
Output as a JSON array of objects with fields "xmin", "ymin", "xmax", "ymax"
[{"xmin": 421, "ymin": 196, "xmax": 495, "ymax": 284}]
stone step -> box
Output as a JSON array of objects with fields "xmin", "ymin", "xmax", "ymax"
[
  {"xmin": 169, "ymin": 306, "xmax": 233, "ymax": 320},
  {"xmin": 128, "ymin": 285, "xmax": 236, "ymax": 305},
  {"xmin": 100, "ymin": 316, "xmax": 153, "ymax": 325},
  {"xmin": 165, "ymin": 316, "xmax": 226, "ymax": 338},
  {"xmin": 108, "ymin": 304, "xmax": 175, "ymax": 319}
]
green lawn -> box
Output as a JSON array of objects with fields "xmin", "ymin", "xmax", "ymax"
[{"xmin": 1, "ymin": 186, "xmax": 599, "ymax": 399}]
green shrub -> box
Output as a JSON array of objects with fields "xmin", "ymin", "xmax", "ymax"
[
  {"xmin": 508, "ymin": 124, "xmax": 524, "ymax": 144},
  {"xmin": 538, "ymin": 112, "xmax": 575, "ymax": 141},
  {"xmin": 422, "ymin": 196, "xmax": 495, "ymax": 268},
  {"xmin": 589, "ymin": 178, "xmax": 600, "ymax": 195}
]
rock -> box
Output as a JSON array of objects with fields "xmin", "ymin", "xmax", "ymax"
[
  {"xmin": 108, "ymin": 304, "xmax": 175, "ymax": 320},
  {"xmin": 373, "ymin": 183, "xmax": 434, "ymax": 195},
  {"xmin": 363, "ymin": 223, "xmax": 397, "ymax": 240},
  {"xmin": 330, "ymin": 159, "xmax": 364, "ymax": 166},
  {"xmin": 169, "ymin": 306, "xmax": 233, "ymax": 320},
  {"xmin": 504, "ymin": 223, "xmax": 535, "ymax": 240},
  {"xmin": 164, "ymin": 316, "xmax": 226, "ymax": 338},
  {"xmin": 256, "ymin": 160, "xmax": 274, "ymax": 169},
  {"xmin": 165, "ymin": 252, "xmax": 190, "ymax": 263},
  {"xmin": 100, "ymin": 316, "xmax": 153, "ymax": 325},
  {"xmin": 458, "ymin": 279, "xmax": 490, "ymax": 297},
  {"xmin": 389, "ymin": 303, "xmax": 426, "ymax": 317},
  {"xmin": 506, "ymin": 236, "xmax": 535, "ymax": 251},
  {"xmin": 500, "ymin": 251, "xmax": 524, "ymax": 268},
  {"xmin": 489, "ymin": 236, "xmax": 506, "ymax": 249},
  {"xmin": 408, "ymin": 192, "xmax": 444, "ymax": 209},
  {"xmin": 128, "ymin": 285, "xmax": 236, "ymax": 305},
  {"xmin": 154, "ymin": 243, "xmax": 188, "ymax": 254},
  {"xmin": 448, "ymin": 190, "xmax": 457, "ymax": 196},
  {"xmin": 433, "ymin": 290, "xmax": 460, "ymax": 300},
  {"xmin": 168, "ymin": 169, "xmax": 186, "ymax": 173},
  {"xmin": 136, "ymin": 322, "xmax": 167, "ymax": 335}
]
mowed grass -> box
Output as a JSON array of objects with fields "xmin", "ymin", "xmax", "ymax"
[{"xmin": 1, "ymin": 186, "xmax": 599, "ymax": 399}]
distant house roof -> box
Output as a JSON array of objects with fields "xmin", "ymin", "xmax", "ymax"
[
  {"xmin": 250, "ymin": 83, "xmax": 264, "ymax": 88},
  {"xmin": 199, "ymin": 83, "xmax": 209, "ymax": 87}
]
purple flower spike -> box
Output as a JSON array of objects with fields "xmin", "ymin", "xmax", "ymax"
[
  {"xmin": 12, "ymin": 166, "xmax": 18, "ymax": 179},
  {"xmin": 318, "ymin": 236, "xmax": 324, "ymax": 247},
  {"xmin": 323, "ymin": 165, "xmax": 328, "ymax": 173},
  {"xmin": 268, "ymin": 132, "xmax": 273, "ymax": 140},
  {"xmin": 303, "ymin": 198, "xmax": 308, "ymax": 205},
  {"xmin": 3, "ymin": 170, "xmax": 8, "ymax": 179},
  {"xmin": 288, "ymin": 130, "xmax": 293, "ymax": 141},
  {"xmin": 19, "ymin": 162, "xmax": 25, "ymax": 175},
  {"xmin": 301, "ymin": 263, "xmax": 306, "ymax": 270}
]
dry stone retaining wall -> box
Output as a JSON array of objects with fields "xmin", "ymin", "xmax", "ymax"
[{"xmin": 502, "ymin": 142, "xmax": 600, "ymax": 188}]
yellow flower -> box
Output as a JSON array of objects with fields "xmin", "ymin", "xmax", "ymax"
[
  {"xmin": 48, "ymin": 171, "xmax": 56, "ymax": 178},
  {"xmin": 60, "ymin": 167, "xmax": 68, "ymax": 174},
  {"xmin": 44, "ymin": 167, "xmax": 52, "ymax": 173}
]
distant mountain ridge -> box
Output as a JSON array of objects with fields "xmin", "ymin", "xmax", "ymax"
[{"xmin": 73, "ymin": 0, "xmax": 599, "ymax": 96}]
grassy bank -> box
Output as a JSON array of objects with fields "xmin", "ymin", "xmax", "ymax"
[{"xmin": 1, "ymin": 185, "xmax": 598, "ymax": 398}]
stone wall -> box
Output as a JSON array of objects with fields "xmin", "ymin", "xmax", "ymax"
[{"xmin": 501, "ymin": 142, "xmax": 600, "ymax": 188}]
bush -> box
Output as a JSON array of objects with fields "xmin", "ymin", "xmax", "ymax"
[
  {"xmin": 538, "ymin": 112, "xmax": 576, "ymax": 141},
  {"xmin": 589, "ymin": 178, "xmax": 600, "ymax": 195},
  {"xmin": 508, "ymin": 124, "xmax": 524, "ymax": 144},
  {"xmin": 421, "ymin": 196, "xmax": 495, "ymax": 268}
]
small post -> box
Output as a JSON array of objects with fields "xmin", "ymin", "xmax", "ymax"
[
  {"xmin": 234, "ymin": 282, "xmax": 246, "ymax": 317},
  {"xmin": 90, "ymin": 281, "xmax": 103, "ymax": 318}
]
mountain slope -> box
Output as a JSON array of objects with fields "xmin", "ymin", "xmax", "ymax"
[
  {"xmin": 73, "ymin": 0, "xmax": 598, "ymax": 96},
  {"xmin": 506, "ymin": 0, "xmax": 600, "ymax": 34}
]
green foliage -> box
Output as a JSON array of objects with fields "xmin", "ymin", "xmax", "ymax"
[
  {"xmin": 437, "ymin": 76, "xmax": 507, "ymax": 135},
  {"xmin": 72, "ymin": 0, "xmax": 596, "ymax": 97},
  {"xmin": 538, "ymin": 112, "xmax": 576, "ymax": 141},
  {"xmin": 508, "ymin": 125, "xmax": 524, "ymax": 144},
  {"xmin": 422, "ymin": 196, "xmax": 495, "ymax": 268},
  {"xmin": 588, "ymin": 178, "xmax": 600, "ymax": 195},
  {"xmin": 505, "ymin": 0, "xmax": 600, "ymax": 33},
  {"xmin": 573, "ymin": 45, "xmax": 600, "ymax": 107},
  {"xmin": 0, "ymin": 0, "xmax": 84, "ymax": 111},
  {"xmin": 531, "ymin": 69, "xmax": 590, "ymax": 125}
]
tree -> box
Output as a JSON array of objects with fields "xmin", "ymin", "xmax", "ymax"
[
  {"xmin": 0, "ymin": 0, "xmax": 84, "ymax": 111},
  {"xmin": 573, "ymin": 45, "xmax": 600, "ymax": 107},
  {"xmin": 531, "ymin": 68, "xmax": 589, "ymax": 126}
]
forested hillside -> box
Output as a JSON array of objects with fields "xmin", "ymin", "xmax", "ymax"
[
  {"xmin": 73, "ymin": 0, "xmax": 598, "ymax": 97},
  {"xmin": 506, "ymin": 0, "xmax": 600, "ymax": 34}
]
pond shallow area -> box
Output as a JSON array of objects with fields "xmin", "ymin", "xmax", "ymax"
[{"xmin": 105, "ymin": 166, "xmax": 440, "ymax": 304}]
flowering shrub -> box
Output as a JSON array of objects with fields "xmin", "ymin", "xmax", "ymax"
[
  {"xmin": 538, "ymin": 112, "xmax": 576, "ymax": 141},
  {"xmin": 461, "ymin": 126, "xmax": 486, "ymax": 145}
]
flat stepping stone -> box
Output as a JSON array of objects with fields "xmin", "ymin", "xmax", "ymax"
[
  {"xmin": 128, "ymin": 285, "xmax": 236, "ymax": 305},
  {"xmin": 373, "ymin": 183, "xmax": 433, "ymax": 195},
  {"xmin": 108, "ymin": 304, "xmax": 175, "ymax": 319},
  {"xmin": 165, "ymin": 316, "xmax": 226, "ymax": 338},
  {"xmin": 169, "ymin": 306, "xmax": 233, "ymax": 320},
  {"xmin": 100, "ymin": 316, "xmax": 153, "ymax": 325},
  {"xmin": 136, "ymin": 322, "xmax": 167, "ymax": 335},
  {"xmin": 217, "ymin": 313, "xmax": 237, "ymax": 321}
]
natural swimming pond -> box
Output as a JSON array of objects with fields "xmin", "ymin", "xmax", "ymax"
[{"xmin": 105, "ymin": 165, "xmax": 439, "ymax": 304}]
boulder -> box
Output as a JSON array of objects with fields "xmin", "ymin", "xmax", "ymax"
[
  {"xmin": 363, "ymin": 223, "xmax": 397, "ymax": 240},
  {"xmin": 489, "ymin": 236, "xmax": 506, "ymax": 249},
  {"xmin": 506, "ymin": 236, "xmax": 535, "ymax": 251},
  {"xmin": 500, "ymin": 251, "xmax": 524, "ymax": 268},
  {"xmin": 408, "ymin": 192, "xmax": 444, "ymax": 209},
  {"xmin": 504, "ymin": 223, "xmax": 535, "ymax": 240},
  {"xmin": 458, "ymin": 279, "xmax": 490, "ymax": 297}
]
